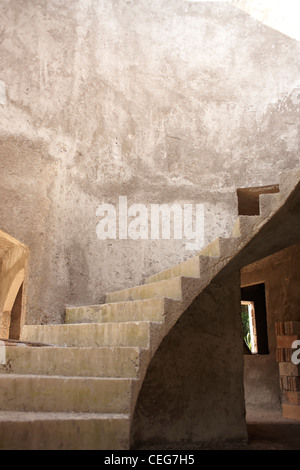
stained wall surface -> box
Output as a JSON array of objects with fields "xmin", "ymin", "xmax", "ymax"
[{"xmin": 0, "ymin": 0, "xmax": 299, "ymax": 323}]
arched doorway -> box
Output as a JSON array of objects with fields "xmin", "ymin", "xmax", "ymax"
[
  {"xmin": 0, "ymin": 230, "xmax": 29, "ymax": 341},
  {"xmin": 0, "ymin": 269, "xmax": 25, "ymax": 340}
]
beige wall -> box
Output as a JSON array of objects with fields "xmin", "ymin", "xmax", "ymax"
[
  {"xmin": 241, "ymin": 243, "xmax": 300, "ymax": 410},
  {"xmin": 0, "ymin": 0, "xmax": 299, "ymax": 324}
]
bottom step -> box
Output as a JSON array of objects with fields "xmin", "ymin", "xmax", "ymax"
[{"xmin": 0, "ymin": 411, "xmax": 130, "ymax": 450}]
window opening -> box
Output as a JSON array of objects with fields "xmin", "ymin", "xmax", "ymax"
[{"xmin": 241, "ymin": 301, "xmax": 258, "ymax": 354}]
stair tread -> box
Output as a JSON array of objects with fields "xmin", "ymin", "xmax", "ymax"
[
  {"xmin": 65, "ymin": 322, "xmax": 162, "ymax": 325},
  {"xmin": 116, "ymin": 275, "xmax": 183, "ymax": 286},
  {"xmin": 0, "ymin": 374, "xmax": 136, "ymax": 381},
  {"xmin": 0, "ymin": 410, "xmax": 130, "ymax": 421},
  {"xmin": 24, "ymin": 320, "xmax": 155, "ymax": 327},
  {"xmin": 107, "ymin": 275, "xmax": 186, "ymax": 293},
  {"xmin": 1, "ymin": 345, "xmax": 146, "ymax": 350},
  {"xmin": 66, "ymin": 297, "xmax": 165, "ymax": 309},
  {"xmin": 105, "ymin": 276, "xmax": 199, "ymax": 304}
]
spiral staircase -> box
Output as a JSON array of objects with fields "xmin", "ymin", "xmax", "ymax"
[{"xmin": 0, "ymin": 167, "xmax": 299, "ymax": 449}]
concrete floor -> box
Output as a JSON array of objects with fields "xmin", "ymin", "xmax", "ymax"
[
  {"xmin": 244, "ymin": 408, "xmax": 300, "ymax": 450},
  {"xmin": 137, "ymin": 408, "xmax": 300, "ymax": 450},
  {"xmin": 200, "ymin": 408, "xmax": 300, "ymax": 450}
]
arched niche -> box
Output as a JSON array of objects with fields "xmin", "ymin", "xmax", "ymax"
[
  {"xmin": 0, "ymin": 230, "xmax": 29, "ymax": 341},
  {"xmin": 0, "ymin": 269, "xmax": 25, "ymax": 339}
]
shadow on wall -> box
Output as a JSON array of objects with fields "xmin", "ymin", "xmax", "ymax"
[{"xmin": 0, "ymin": 230, "xmax": 29, "ymax": 340}]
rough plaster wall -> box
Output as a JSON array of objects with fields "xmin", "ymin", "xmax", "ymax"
[
  {"xmin": 241, "ymin": 243, "xmax": 300, "ymax": 411},
  {"xmin": 0, "ymin": 0, "xmax": 299, "ymax": 323}
]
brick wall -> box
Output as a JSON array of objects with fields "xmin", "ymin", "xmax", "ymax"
[{"xmin": 276, "ymin": 321, "xmax": 300, "ymax": 420}]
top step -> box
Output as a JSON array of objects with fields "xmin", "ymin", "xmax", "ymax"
[
  {"xmin": 279, "ymin": 168, "xmax": 300, "ymax": 197},
  {"xmin": 144, "ymin": 237, "xmax": 233, "ymax": 285}
]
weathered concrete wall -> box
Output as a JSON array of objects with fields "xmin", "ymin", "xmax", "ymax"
[
  {"xmin": 241, "ymin": 243, "xmax": 300, "ymax": 411},
  {"xmin": 131, "ymin": 270, "xmax": 247, "ymax": 448},
  {"xmin": 0, "ymin": 0, "xmax": 299, "ymax": 323}
]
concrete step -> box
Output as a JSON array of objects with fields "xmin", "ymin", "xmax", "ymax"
[
  {"xmin": 105, "ymin": 276, "xmax": 185, "ymax": 304},
  {"xmin": 65, "ymin": 297, "xmax": 165, "ymax": 324},
  {"xmin": 0, "ymin": 346, "xmax": 144, "ymax": 378},
  {"xmin": 0, "ymin": 374, "xmax": 134, "ymax": 414},
  {"xmin": 0, "ymin": 411, "xmax": 130, "ymax": 450},
  {"xmin": 231, "ymin": 215, "xmax": 261, "ymax": 239},
  {"xmin": 279, "ymin": 168, "xmax": 300, "ymax": 198},
  {"xmin": 144, "ymin": 238, "xmax": 222, "ymax": 284},
  {"xmin": 144, "ymin": 256, "xmax": 201, "ymax": 284},
  {"xmin": 144, "ymin": 237, "xmax": 235, "ymax": 284},
  {"xmin": 259, "ymin": 192, "xmax": 281, "ymax": 218},
  {"xmin": 20, "ymin": 322, "xmax": 151, "ymax": 348}
]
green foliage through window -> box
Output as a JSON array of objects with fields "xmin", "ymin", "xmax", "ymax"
[{"xmin": 241, "ymin": 304, "xmax": 252, "ymax": 351}]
